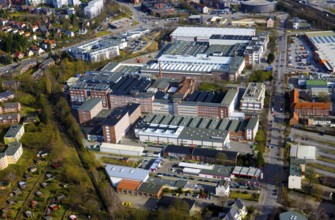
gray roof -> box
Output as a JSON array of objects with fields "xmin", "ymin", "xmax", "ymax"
[
  {"xmin": 200, "ymin": 165, "xmax": 234, "ymax": 177},
  {"xmin": 290, "ymin": 158, "xmax": 305, "ymax": 177},
  {"xmin": 77, "ymin": 98, "xmax": 101, "ymax": 111},
  {"xmin": 221, "ymin": 89, "xmax": 238, "ymax": 106},
  {"xmin": 4, "ymin": 124, "xmax": 23, "ymax": 138},
  {"xmin": 137, "ymin": 182, "xmax": 163, "ymax": 194},
  {"xmin": 4, "ymin": 102, "xmax": 20, "ymax": 109},
  {"xmin": 178, "ymin": 127, "xmax": 229, "ymax": 143},
  {"xmin": 246, "ymin": 117, "xmax": 259, "ymax": 130},
  {"xmin": 5, "ymin": 141, "xmax": 22, "ymax": 156},
  {"xmin": 105, "ymin": 164, "xmax": 150, "ymax": 182}
]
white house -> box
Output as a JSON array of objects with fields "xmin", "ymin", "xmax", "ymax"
[{"xmin": 215, "ymin": 180, "xmax": 230, "ymax": 197}]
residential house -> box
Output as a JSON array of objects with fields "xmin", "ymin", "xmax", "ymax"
[
  {"xmin": 266, "ymin": 17, "xmax": 274, "ymax": 28},
  {"xmin": 24, "ymin": 32, "xmax": 31, "ymax": 38},
  {"xmin": 41, "ymin": 40, "xmax": 56, "ymax": 50},
  {"xmin": 215, "ymin": 180, "xmax": 230, "ymax": 197},
  {"xmin": 31, "ymin": 45, "xmax": 45, "ymax": 55},
  {"xmin": 39, "ymin": 25, "xmax": 50, "ymax": 37},
  {"xmin": 31, "ymin": 25, "xmax": 38, "ymax": 32},
  {"xmin": 64, "ymin": 30, "xmax": 75, "ymax": 37},
  {"xmin": 219, "ymin": 198, "xmax": 247, "ymax": 220},
  {"xmin": 26, "ymin": 50, "xmax": 34, "ymax": 57},
  {"xmin": 13, "ymin": 52, "xmax": 24, "ymax": 60}
]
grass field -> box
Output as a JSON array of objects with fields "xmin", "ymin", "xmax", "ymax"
[{"xmin": 309, "ymin": 163, "xmax": 335, "ymax": 173}]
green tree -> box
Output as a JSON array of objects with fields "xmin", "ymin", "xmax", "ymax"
[
  {"xmin": 267, "ymin": 53, "xmax": 275, "ymax": 64},
  {"xmin": 305, "ymin": 168, "xmax": 317, "ymax": 194},
  {"xmin": 256, "ymin": 151, "xmax": 265, "ymax": 168}
]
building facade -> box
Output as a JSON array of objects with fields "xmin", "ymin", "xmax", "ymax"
[{"xmin": 240, "ymin": 83, "xmax": 266, "ymax": 112}]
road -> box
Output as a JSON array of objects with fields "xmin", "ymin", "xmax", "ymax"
[{"xmin": 257, "ymin": 14, "xmax": 289, "ymax": 220}]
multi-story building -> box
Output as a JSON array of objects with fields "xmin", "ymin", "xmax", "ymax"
[
  {"xmin": 0, "ymin": 113, "xmax": 20, "ymax": 124},
  {"xmin": 4, "ymin": 124, "xmax": 25, "ymax": 145},
  {"xmin": 77, "ymin": 98, "xmax": 103, "ymax": 124},
  {"xmin": 244, "ymin": 34, "xmax": 269, "ymax": 67},
  {"xmin": 153, "ymin": 89, "xmax": 239, "ymax": 118},
  {"xmin": 290, "ymin": 89, "xmax": 330, "ymax": 125},
  {"xmin": 0, "ymin": 141, "xmax": 23, "ymax": 170},
  {"xmin": 3, "ymin": 102, "xmax": 21, "ymax": 113},
  {"xmin": 240, "ymin": 82, "xmax": 266, "ymax": 112},
  {"xmin": 84, "ymin": 0, "xmax": 104, "ymax": 18},
  {"xmin": 102, "ymin": 104, "xmax": 141, "ymax": 143},
  {"xmin": 68, "ymin": 38, "xmax": 124, "ymax": 62},
  {"xmin": 52, "ymin": 0, "xmax": 80, "ymax": 8},
  {"xmin": 0, "ymin": 91, "xmax": 15, "ymax": 102}
]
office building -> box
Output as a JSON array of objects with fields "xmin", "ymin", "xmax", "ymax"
[
  {"xmin": 240, "ymin": 83, "xmax": 266, "ymax": 112},
  {"xmin": 68, "ymin": 38, "xmax": 124, "ymax": 62}
]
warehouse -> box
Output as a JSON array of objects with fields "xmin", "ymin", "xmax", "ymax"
[
  {"xmin": 100, "ymin": 143, "xmax": 144, "ymax": 156},
  {"xmin": 105, "ymin": 164, "xmax": 150, "ymax": 187},
  {"xmin": 232, "ymin": 166, "xmax": 263, "ymax": 180},
  {"xmin": 170, "ymin": 27, "xmax": 255, "ymax": 42}
]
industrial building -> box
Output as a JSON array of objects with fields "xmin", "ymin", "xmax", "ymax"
[
  {"xmin": 105, "ymin": 164, "xmax": 150, "ymax": 187},
  {"xmin": 67, "ymin": 38, "xmax": 125, "ymax": 62},
  {"xmin": 290, "ymin": 145, "xmax": 316, "ymax": 160},
  {"xmin": 163, "ymin": 145, "xmax": 238, "ymax": 164},
  {"xmin": 170, "ymin": 27, "xmax": 255, "ymax": 42},
  {"xmin": 240, "ymin": 83, "xmax": 266, "ymax": 112},
  {"xmin": 100, "ymin": 143, "xmax": 144, "ymax": 156},
  {"xmin": 241, "ymin": 0, "xmax": 277, "ymax": 13},
  {"xmin": 134, "ymin": 114, "xmax": 259, "ymax": 149},
  {"xmin": 77, "ymin": 98, "xmax": 103, "ymax": 124},
  {"xmin": 102, "ymin": 103, "xmax": 141, "ymax": 144},
  {"xmin": 305, "ymin": 31, "xmax": 335, "ymax": 73}
]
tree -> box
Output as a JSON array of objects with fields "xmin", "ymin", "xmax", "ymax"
[
  {"xmin": 255, "ymin": 151, "xmax": 265, "ymax": 168},
  {"xmin": 305, "ymin": 168, "xmax": 317, "ymax": 194},
  {"xmin": 267, "ymin": 53, "xmax": 275, "ymax": 64},
  {"xmin": 317, "ymin": 92, "xmax": 330, "ymax": 102},
  {"xmin": 0, "ymin": 55, "xmax": 12, "ymax": 65}
]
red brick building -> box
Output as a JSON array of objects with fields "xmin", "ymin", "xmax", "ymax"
[{"xmin": 77, "ymin": 98, "xmax": 103, "ymax": 124}]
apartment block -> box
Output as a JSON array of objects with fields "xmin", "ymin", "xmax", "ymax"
[
  {"xmin": 0, "ymin": 113, "xmax": 20, "ymax": 124},
  {"xmin": 77, "ymin": 98, "xmax": 103, "ymax": 124},
  {"xmin": 240, "ymin": 83, "xmax": 266, "ymax": 112},
  {"xmin": 3, "ymin": 102, "xmax": 21, "ymax": 113},
  {"xmin": 102, "ymin": 104, "xmax": 141, "ymax": 143},
  {"xmin": 4, "ymin": 124, "xmax": 25, "ymax": 145},
  {"xmin": 0, "ymin": 141, "xmax": 23, "ymax": 170}
]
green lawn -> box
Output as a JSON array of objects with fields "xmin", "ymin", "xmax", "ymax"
[
  {"xmin": 229, "ymin": 191, "xmax": 259, "ymax": 201},
  {"xmin": 94, "ymin": 30, "xmax": 110, "ymax": 38}
]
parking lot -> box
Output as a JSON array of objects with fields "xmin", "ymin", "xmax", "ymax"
[{"xmin": 287, "ymin": 36, "xmax": 321, "ymax": 73}]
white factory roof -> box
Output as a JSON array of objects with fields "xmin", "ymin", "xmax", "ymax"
[
  {"xmin": 290, "ymin": 145, "xmax": 316, "ymax": 160},
  {"xmin": 171, "ymin": 27, "xmax": 256, "ymax": 38},
  {"xmin": 306, "ymin": 31, "xmax": 335, "ymax": 72},
  {"xmin": 183, "ymin": 167, "xmax": 201, "ymax": 174},
  {"xmin": 100, "ymin": 143, "xmax": 144, "ymax": 153},
  {"xmin": 178, "ymin": 162, "xmax": 214, "ymax": 170},
  {"xmin": 105, "ymin": 164, "xmax": 150, "ymax": 181}
]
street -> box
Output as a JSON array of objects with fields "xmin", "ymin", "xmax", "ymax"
[{"xmin": 257, "ymin": 15, "xmax": 289, "ymax": 220}]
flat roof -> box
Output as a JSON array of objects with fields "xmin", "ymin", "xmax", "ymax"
[
  {"xmin": 178, "ymin": 162, "xmax": 214, "ymax": 170},
  {"xmin": 100, "ymin": 143, "xmax": 144, "ymax": 153},
  {"xmin": 242, "ymin": 82, "xmax": 265, "ymax": 100},
  {"xmin": 171, "ymin": 27, "xmax": 256, "ymax": 39},
  {"xmin": 290, "ymin": 145, "xmax": 316, "ymax": 160},
  {"xmin": 105, "ymin": 164, "xmax": 150, "ymax": 182},
  {"xmin": 5, "ymin": 141, "xmax": 22, "ymax": 156},
  {"xmin": 199, "ymin": 165, "xmax": 233, "ymax": 177},
  {"xmin": 77, "ymin": 98, "xmax": 101, "ymax": 111},
  {"xmin": 137, "ymin": 182, "xmax": 163, "ymax": 194},
  {"xmin": 305, "ymin": 31, "xmax": 335, "ymax": 71}
]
